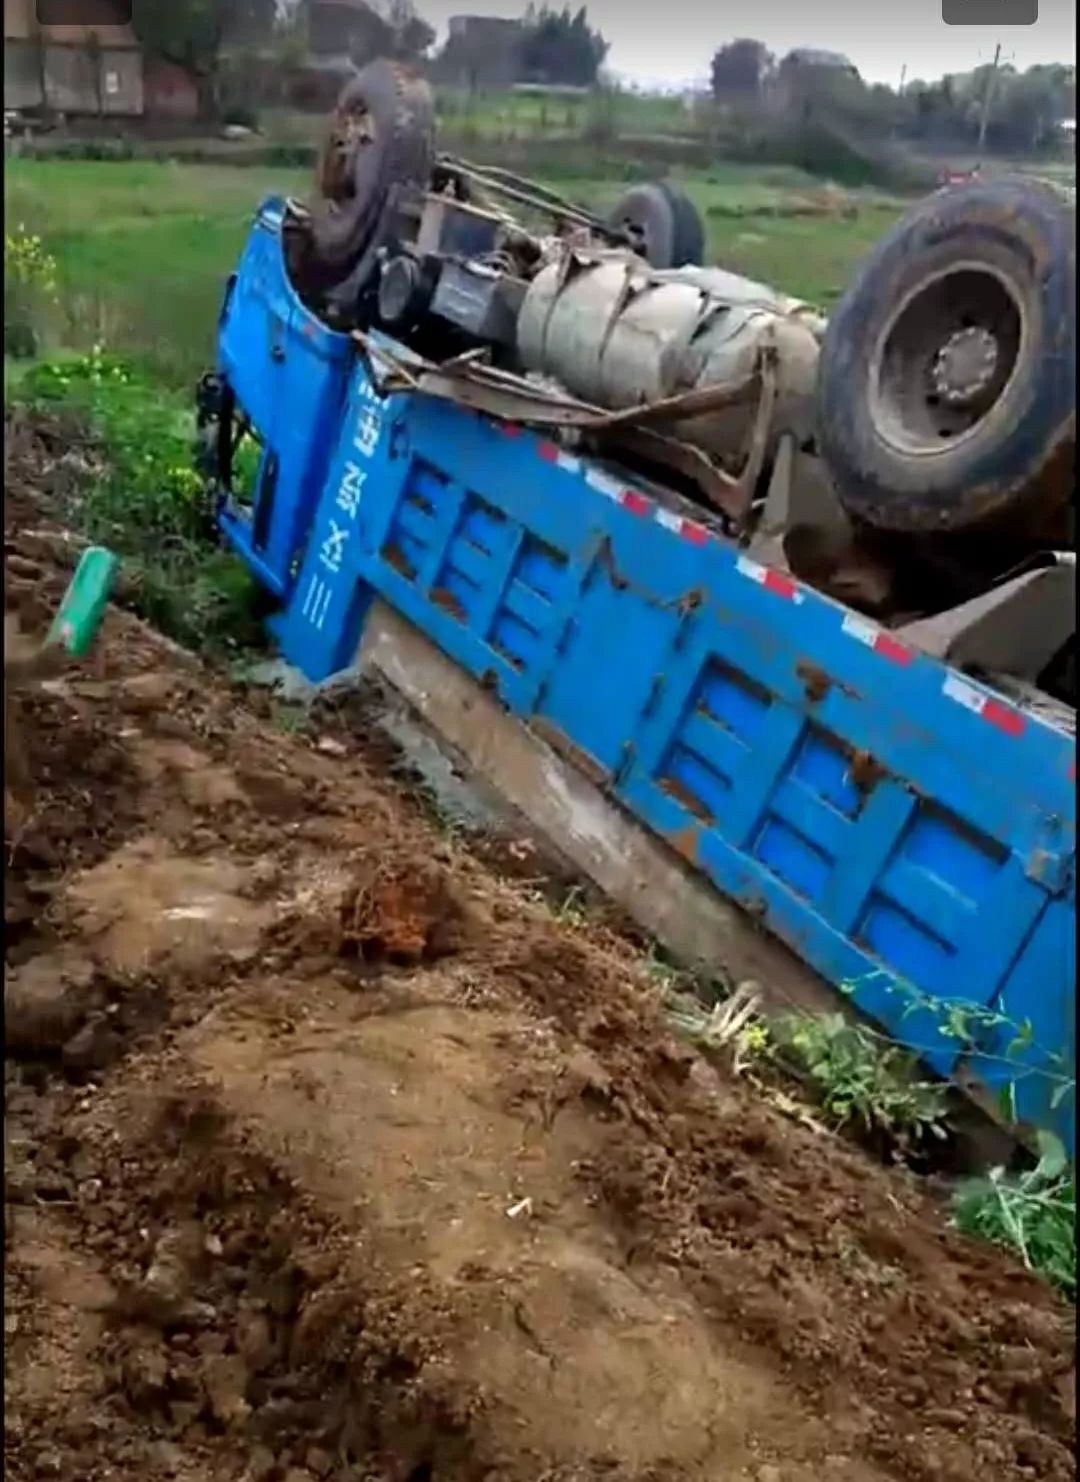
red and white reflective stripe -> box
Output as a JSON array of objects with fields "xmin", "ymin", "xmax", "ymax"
[
  {"xmin": 620, "ymin": 488, "xmax": 652, "ymax": 517},
  {"xmin": 583, "ymin": 470, "xmax": 650, "ymax": 517},
  {"xmin": 655, "ymin": 506, "xmax": 710, "ymax": 546},
  {"xmin": 735, "ymin": 555, "xmax": 804, "ymax": 603},
  {"xmin": 521, "ymin": 443, "xmax": 712, "ymax": 544},
  {"xmin": 943, "ymin": 675, "xmax": 1025, "ymax": 736},
  {"xmin": 536, "ymin": 440, "xmax": 581, "ymax": 474},
  {"xmin": 584, "ymin": 463, "xmax": 707, "ymax": 533},
  {"xmin": 584, "ymin": 467, "xmax": 624, "ymax": 502},
  {"xmin": 841, "ymin": 614, "xmax": 914, "ymax": 666}
]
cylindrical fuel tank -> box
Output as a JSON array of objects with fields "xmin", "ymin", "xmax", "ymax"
[{"xmin": 517, "ymin": 252, "xmax": 824, "ymax": 471}]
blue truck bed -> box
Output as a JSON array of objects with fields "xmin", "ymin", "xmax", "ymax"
[{"xmin": 213, "ymin": 198, "xmax": 1076, "ymax": 1150}]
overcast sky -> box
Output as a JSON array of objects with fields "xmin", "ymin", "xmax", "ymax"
[{"xmin": 420, "ymin": 0, "xmax": 1076, "ymax": 89}]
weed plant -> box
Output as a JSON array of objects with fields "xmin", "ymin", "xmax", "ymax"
[{"xmin": 17, "ymin": 350, "xmax": 264, "ymax": 656}]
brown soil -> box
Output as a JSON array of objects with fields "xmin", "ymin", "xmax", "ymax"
[{"xmin": 4, "ymin": 422, "xmax": 1075, "ymax": 1482}]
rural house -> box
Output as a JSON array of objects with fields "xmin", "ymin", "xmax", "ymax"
[
  {"xmin": 4, "ymin": 0, "xmax": 142, "ymax": 116},
  {"xmin": 3, "ymin": 0, "xmax": 204, "ymax": 121},
  {"xmin": 143, "ymin": 58, "xmax": 201, "ymax": 122},
  {"xmin": 436, "ymin": 15, "xmax": 525, "ymax": 91}
]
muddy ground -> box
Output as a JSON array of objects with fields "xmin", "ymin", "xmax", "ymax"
[{"xmin": 4, "ymin": 417, "xmax": 1076, "ymax": 1482}]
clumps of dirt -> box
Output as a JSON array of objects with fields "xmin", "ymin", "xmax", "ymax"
[
  {"xmin": 5, "ymin": 682, "xmax": 148, "ymax": 957},
  {"xmin": 478, "ymin": 928, "xmax": 1077, "ymax": 1482},
  {"xmin": 261, "ymin": 816, "xmax": 480, "ymax": 973},
  {"xmin": 336, "ymin": 850, "xmax": 473, "ymax": 965},
  {"xmin": 4, "ymin": 404, "xmax": 108, "ymax": 533},
  {"xmin": 4, "ymin": 952, "xmax": 113, "ymax": 1061},
  {"xmin": 7, "ymin": 1078, "xmax": 481, "ymax": 1482}
]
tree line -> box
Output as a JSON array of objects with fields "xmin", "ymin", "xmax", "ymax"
[
  {"xmin": 133, "ymin": 2, "xmax": 608, "ymax": 100},
  {"xmin": 708, "ymin": 38, "xmax": 1075, "ymax": 156},
  {"xmin": 131, "ymin": 1, "xmax": 1074, "ymax": 154}
]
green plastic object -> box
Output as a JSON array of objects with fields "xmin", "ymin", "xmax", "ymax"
[{"xmin": 46, "ymin": 545, "xmax": 118, "ymax": 658}]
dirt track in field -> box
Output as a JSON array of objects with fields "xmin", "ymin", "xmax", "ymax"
[{"xmin": 4, "ymin": 414, "xmax": 1075, "ymax": 1482}]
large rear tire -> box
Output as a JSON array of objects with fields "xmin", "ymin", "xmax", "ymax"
[{"xmin": 817, "ymin": 176, "xmax": 1074, "ymax": 538}]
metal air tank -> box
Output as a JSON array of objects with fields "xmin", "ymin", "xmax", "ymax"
[{"xmin": 516, "ymin": 252, "xmax": 825, "ymax": 471}]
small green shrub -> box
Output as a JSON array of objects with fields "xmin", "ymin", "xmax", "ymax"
[
  {"xmin": 952, "ymin": 1132, "xmax": 1075, "ymax": 1299},
  {"xmin": 769, "ymin": 1010, "xmax": 950, "ymax": 1149},
  {"xmin": 35, "ymin": 138, "xmax": 140, "ymax": 162},
  {"xmin": 5, "ymin": 224, "xmax": 61, "ymax": 358}
]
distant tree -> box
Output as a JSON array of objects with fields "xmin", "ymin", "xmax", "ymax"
[
  {"xmin": 709, "ymin": 38, "xmax": 773, "ymax": 102},
  {"xmin": 134, "ymin": 0, "xmax": 278, "ymax": 116},
  {"xmin": 898, "ymin": 62, "xmax": 1073, "ymax": 153},
  {"xmin": 866, "ymin": 82, "xmax": 902, "ymax": 134},
  {"xmin": 776, "ymin": 49, "xmax": 864, "ymax": 119},
  {"xmin": 905, "ymin": 75, "xmax": 961, "ymax": 141},
  {"xmin": 1058, "ymin": 62, "xmax": 1075, "ymax": 115},
  {"xmin": 991, "ymin": 63, "xmax": 1074, "ymax": 152},
  {"xmin": 269, "ymin": 0, "xmax": 308, "ymax": 68},
  {"xmin": 305, "ymin": 0, "xmax": 433, "ymax": 64},
  {"xmin": 518, "ymin": 5, "xmax": 608, "ymax": 88},
  {"xmin": 378, "ymin": 0, "xmax": 435, "ymax": 61}
]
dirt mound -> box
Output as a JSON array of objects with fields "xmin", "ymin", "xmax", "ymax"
[
  {"xmin": 266, "ymin": 836, "xmax": 476, "ymax": 970},
  {"xmin": 4, "ymin": 468, "xmax": 1075, "ymax": 1482},
  {"xmin": 336, "ymin": 852, "xmax": 471, "ymax": 964}
]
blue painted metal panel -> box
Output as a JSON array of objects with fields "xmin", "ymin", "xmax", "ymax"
[
  {"xmin": 980, "ymin": 902, "xmax": 1076, "ymax": 1137},
  {"xmin": 216, "ymin": 200, "xmax": 354, "ymax": 598},
  {"xmin": 215, "ymin": 199, "xmax": 1076, "ymax": 1152}
]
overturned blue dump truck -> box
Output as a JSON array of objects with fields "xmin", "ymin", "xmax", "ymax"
[{"xmin": 195, "ymin": 63, "xmax": 1075, "ymax": 1152}]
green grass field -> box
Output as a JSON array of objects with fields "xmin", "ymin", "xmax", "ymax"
[
  {"xmin": 5, "ymin": 156, "xmax": 905, "ymax": 388},
  {"xmin": 6, "ymin": 160, "xmax": 308, "ymax": 385},
  {"xmin": 541, "ymin": 170, "xmax": 905, "ymax": 305},
  {"xmin": 259, "ymin": 86, "xmax": 692, "ymax": 146}
]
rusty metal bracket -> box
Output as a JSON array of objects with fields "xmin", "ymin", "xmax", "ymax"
[
  {"xmin": 438, "ymin": 153, "xmax": 626, "ymax": 242},
  {"xmin": 594, "ymin": 426, "xmax": 742, "ymax": 524},
  {"xmin": 727, "ymin": 348, "xmax": 778, "ymax": 524},
  {"xmin": 744, "ymin": 433, "xmax": 898, "ymax": 614}
]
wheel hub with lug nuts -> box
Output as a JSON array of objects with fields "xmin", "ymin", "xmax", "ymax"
[{"xmin": 930, "ymin": 325, "xmax": 1000, "ymax": 406}]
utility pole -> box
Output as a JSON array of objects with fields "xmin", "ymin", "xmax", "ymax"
[
  {"xmin": 898, "ymin": 64, "xmax": 907, "ymax": 96},
  {"xmin": 977, "ymin": 42, "xmax": 1002, "ymax": 155}
]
